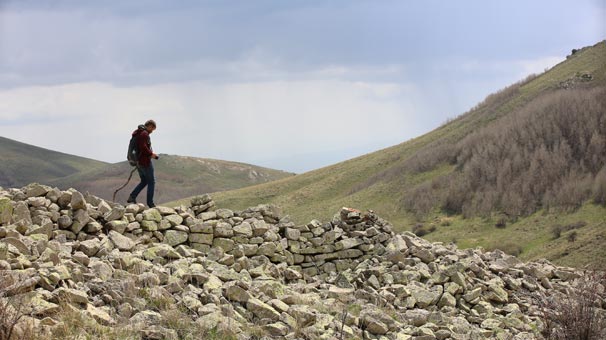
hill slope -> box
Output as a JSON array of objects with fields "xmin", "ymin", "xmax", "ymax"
[
  {"xmin": 0, "ymin": 136, "xmax": 108, "ymax": 188},
  {"xmin": 49, "ymin": 154, "xmax": 294, "ymax": 205},
  {"xmin": 180, "ymin": 41, "xmax": 606, "ymax": 268}
]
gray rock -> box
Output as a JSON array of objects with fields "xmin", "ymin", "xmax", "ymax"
[
  {"xmin": 70, "ymin": 191, "xmax": 87, "ymax": 210},
  {"xmin": 288, "ymin": 305, "xmax": 317, "ymax": 327},
  {"xmin": 106, "ymin": 220, "xmax": 128, "ymax": 234},
  {"xmin": 0, "ymin": 197, "xmax": 13, "ymax": 225},
  {"xmin": 79, "ymin": 239, "xmax": 101, "ymax": 256},
  {"xmin": 252, "ymin": 219, "xmax": 269, "ymax": 236},
  {"xmin": 109, "ymin": 230, "xmax": 135, "ymax": 251},
  {"xmin": 143, "ymin": 244, "xmax": 181, "ymax": 260},
  {"xmin": 130, "ymin": 310, "xmax": 163, "ymax": 326},
  {"xmin": 165, "ymin": 214, "xmax": 183, "ymax": 227},
  {"xmin": 214, "ymin": 222, "xmax": 234, "ymax": 237},
  {"xmin": 141, "ymin": 220, "xmax": 158, "ymax": 231},
  {"xmin": 189, "ymin": 233, "xmax": 213, "ymax": 245},
  {"xmin": 57, "ymin": 215, "xmax": 72, "ymax": 229},
  {"xmin": 224, "ymin": 285, "xmax": 251, "ymax": 303},
  {"xmin": 408, "ymin": 284, "xmax": 442, "ymax": 308},
  {"xmin": 191, "ymin": 194, "xmax": 212, "ymax": 206},
  {"xmin": 85, "ymin": 304, "xmax": 115, "ymax": 325},
  {"xmin": 404, "ymin": 309, "xmax": 430, "ymax": 327},
  {"xmin": 335, "ymin": 238, "xmax": 364, "ymax": 250},
  {"xmin": 71, "ymin": 209, "xmax": 90, "ymax": 234},
  {"xmin": 213, "ymin": 238, "xmax": 235, "ymax": 252},
  {"xmin": 103, "ymin": 207, "xmax": 125, "ymax": 222},
  {"xmin": 164, "ymin": 230, "xmax": 188, "ymax": 247},
  {"xmin": 190, "ymin": 222, "xmax": 213, "ymax": 233},
  {"xmin": 264, "ymin": 322, "xmax": 289, "ymax": 337},
  {"xmin": 361, "ymin": 315, "xmax": 389, "ymax": 335},
  {"xmin": 85, "ymin": 221, "xmax": 104, "ymax": 233},
  {"xmin": 246, "ymin": 297, "xmax": 280, "ymax": 321},
  {"xmin": 215, "ymin": 208, "xmax": 234, "ymax": 219},
  {"xmin": 155, "ymin": 206, "xmax": 176, "ymax": 215},
  {"xmin": 25, "ymin": 183, "xmax": 50, "ymax": 198},
  {"xmin": 258, "ymin": 242, "xmax": 277, "ymax": 256},
  {"xmin": 285, "ymin": 227, "xmax": 301, "ymax": 240},
  {"xmin": 12, "ymin": 202, "xmax": 32, "ymax": 226},
  {"xmin": 233, "ymin": 222, "xmax": 253, "ymax": 237},
  {"xmin": 142, "ymin": 209, "xmax": 162, "ymax": 222},
  {"xmin": 52, "ymin": 287, "xmax": 89, "ymax": 305},
  {"xmin": 198, "ymin": 211, "xmax": 217, "ymax": 221}
]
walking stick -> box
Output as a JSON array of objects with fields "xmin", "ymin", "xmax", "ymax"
[{"xmin": 113, "ymin": 167, "xmax": 138, "ymax": 202}]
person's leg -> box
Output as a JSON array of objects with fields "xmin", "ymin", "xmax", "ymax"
[
  {"xmin": 128, "ymin": 167, "xmax": 148, "ymax": 202},
  {"xmin": 145, "ymin": 164, "xmax": 156, "ymax": 207}
]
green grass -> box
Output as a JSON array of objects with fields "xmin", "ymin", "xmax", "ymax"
[{"xmin": 418, "ymin": 202, "xmax": 606, "ymax": 269}]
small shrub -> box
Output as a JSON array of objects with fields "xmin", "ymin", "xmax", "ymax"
[
  {"xmin": 567, "ymin": 221, "xmax": 587, "ymax": 229},
  {"xmin": 490, "ymin": 242, "xmax": 523, "ymax": 257},
  {"xmin": 553, "ymin": 222, "xmax": 586, "ymax": 240},
  {"xmin": 495, "ymin": 218, "xmax": 507, "ymax": 229},
  {"xmin": 412, "ymin": 223, "xmax": 426, "ymax": 236},
  {"xmin": 552, "ymin": 224, "xmax": 564, "ymax": 239},
  {"xmin": 533, "ymin": 270, "xmax": 606, "ymax": 340},
  {"xmin": 0, "ymin": 274, "xmax": 37, "ymax": 340},
  {"xmin": 592, "ymin": 167, "xmax": 606, "ymax": 205},
  {"xmin": 567, "ymin": 231, "xmax": 578, "ymax": 243}
]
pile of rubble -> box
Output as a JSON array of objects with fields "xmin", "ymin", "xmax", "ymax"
[{"xmin": 0, "ymin": 183, "xmax": 602, "ymax": 339}]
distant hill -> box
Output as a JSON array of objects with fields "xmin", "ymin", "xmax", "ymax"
[
  {"xmin": 0, "ymin": 136, "xmax": 108, "ymax": 188},
  {"xmin": 185, "ymin": 41, "xmax": 606, "ymax": 268},
  {"xmin": 48, "ymin": 154, "xmax": 294, "ymax": 204},
  {"xmin": 1, "ymin": 136, "xmax": 294, "ymax": 205}
]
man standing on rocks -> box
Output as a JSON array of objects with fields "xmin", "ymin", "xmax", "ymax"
[{"xmin": 127, "ymin": 119, "xmax": 159, "ymax": 208}]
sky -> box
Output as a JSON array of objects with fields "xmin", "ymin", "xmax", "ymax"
[{"xmin": 0, "ymin": 1, "xmax": 604, "ymax": 173}]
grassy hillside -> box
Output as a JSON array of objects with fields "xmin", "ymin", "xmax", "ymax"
[
  {"xmin": 0, "ymin": 136, "xmax": 108, "ymax": 188},
  {"xmin": 172, "ymin": 41, "xmax": 606, "ymax": 268},
  {"xmin": 49, "ymin": 154, "xmax": 294, "ymax": 205}
]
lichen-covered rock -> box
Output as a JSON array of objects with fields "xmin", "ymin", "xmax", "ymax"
[
  {"xmin": 0, "ymin": 197, "xmax": 14, "ymax": 225},
  {"xmin": 103, "ymin": 207, "xmax": 125, "ymax": 222},
  {"xmin": 109, "ymin": 230, "xmax": 135, "ymax": 251},
  {"xmin": 164, "ymin": 230, "xmax": 188, "ymax": 247},
  {"xmin": 142, "ymin": 209, "xmax": 162, "ymax": 222},
  {"xmin": 52, "ymin": 287, "xmax": 89, "ymax": 305},
  {"xmin": 224, "ymin": 284, "xmax": 251, "ymax": 303},
  {"xmin": 79, "ymin": 239, "xmax": 101, "ymax": 256},
  {"xmin": 247, "ymin": 297, "xmax": 281, "ymax": 321},
  {"xmin": 70, "ymin": 191, "xmax": 87, "ymax": 210}
]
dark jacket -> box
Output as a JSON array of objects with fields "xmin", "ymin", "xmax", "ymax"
[{"xmin": 132, "ymin": 125, "xmax": 154, "ymax": 167}]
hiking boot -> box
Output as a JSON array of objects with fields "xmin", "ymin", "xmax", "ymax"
[
  {"xmin": 149, "ymin": 203, "xmax": 156, "ymax": 208},
  {"xmin": 127, "ymin": 196, "xmax": 137, "ymax": 204}
]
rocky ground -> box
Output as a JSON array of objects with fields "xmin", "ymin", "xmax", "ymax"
[{"xmin": 0, "ymin": 183, "xmax": 604, "ymax": 339}]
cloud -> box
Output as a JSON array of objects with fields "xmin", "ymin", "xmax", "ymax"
[
  {"xmin": 1, "ymin": 1, "xmax": 602, "ymax": 88},
  {"xmin": 0, "ymin": 79, "xmax": 422, "ymax": 172},
  {"xmin": 0, "ymin": 0, "xmax": 602, "ymax": 174}
]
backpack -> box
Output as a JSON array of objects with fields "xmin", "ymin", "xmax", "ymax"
[{"xmin": 127, "ymin": 134, "xmax": 139, "ymax": 166}]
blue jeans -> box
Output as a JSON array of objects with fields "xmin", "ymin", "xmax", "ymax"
[{"xmin": 129, "ymin": 164, "xmax": 155, "ymax": 207}]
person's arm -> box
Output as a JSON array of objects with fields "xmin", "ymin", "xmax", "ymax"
[{"xmin": 137, "ymin": 132, "xmax": 154, "ymax": 158}]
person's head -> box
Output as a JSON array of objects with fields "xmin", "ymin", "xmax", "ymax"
[{"xmin": 144, "ymin": 119, "xmax": 157, "ymax": 133}]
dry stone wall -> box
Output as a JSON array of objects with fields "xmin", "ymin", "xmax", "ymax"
[
  {"xmin": 0, "ymin": 183, "xmax": 603, "ymax": 340},
  {"xmin": 1, "ymin": 183, "xmax": 394, "ymax": 279}
]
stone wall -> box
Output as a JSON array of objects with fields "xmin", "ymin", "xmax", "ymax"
[{"xmin": 1, "ymin": 184, "xmax": 393, "ymax": 278}]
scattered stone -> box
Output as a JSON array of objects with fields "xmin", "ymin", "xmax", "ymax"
[{"xmin": 0, "ymin": 184, "xmax": 597, "ymax": 340}]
